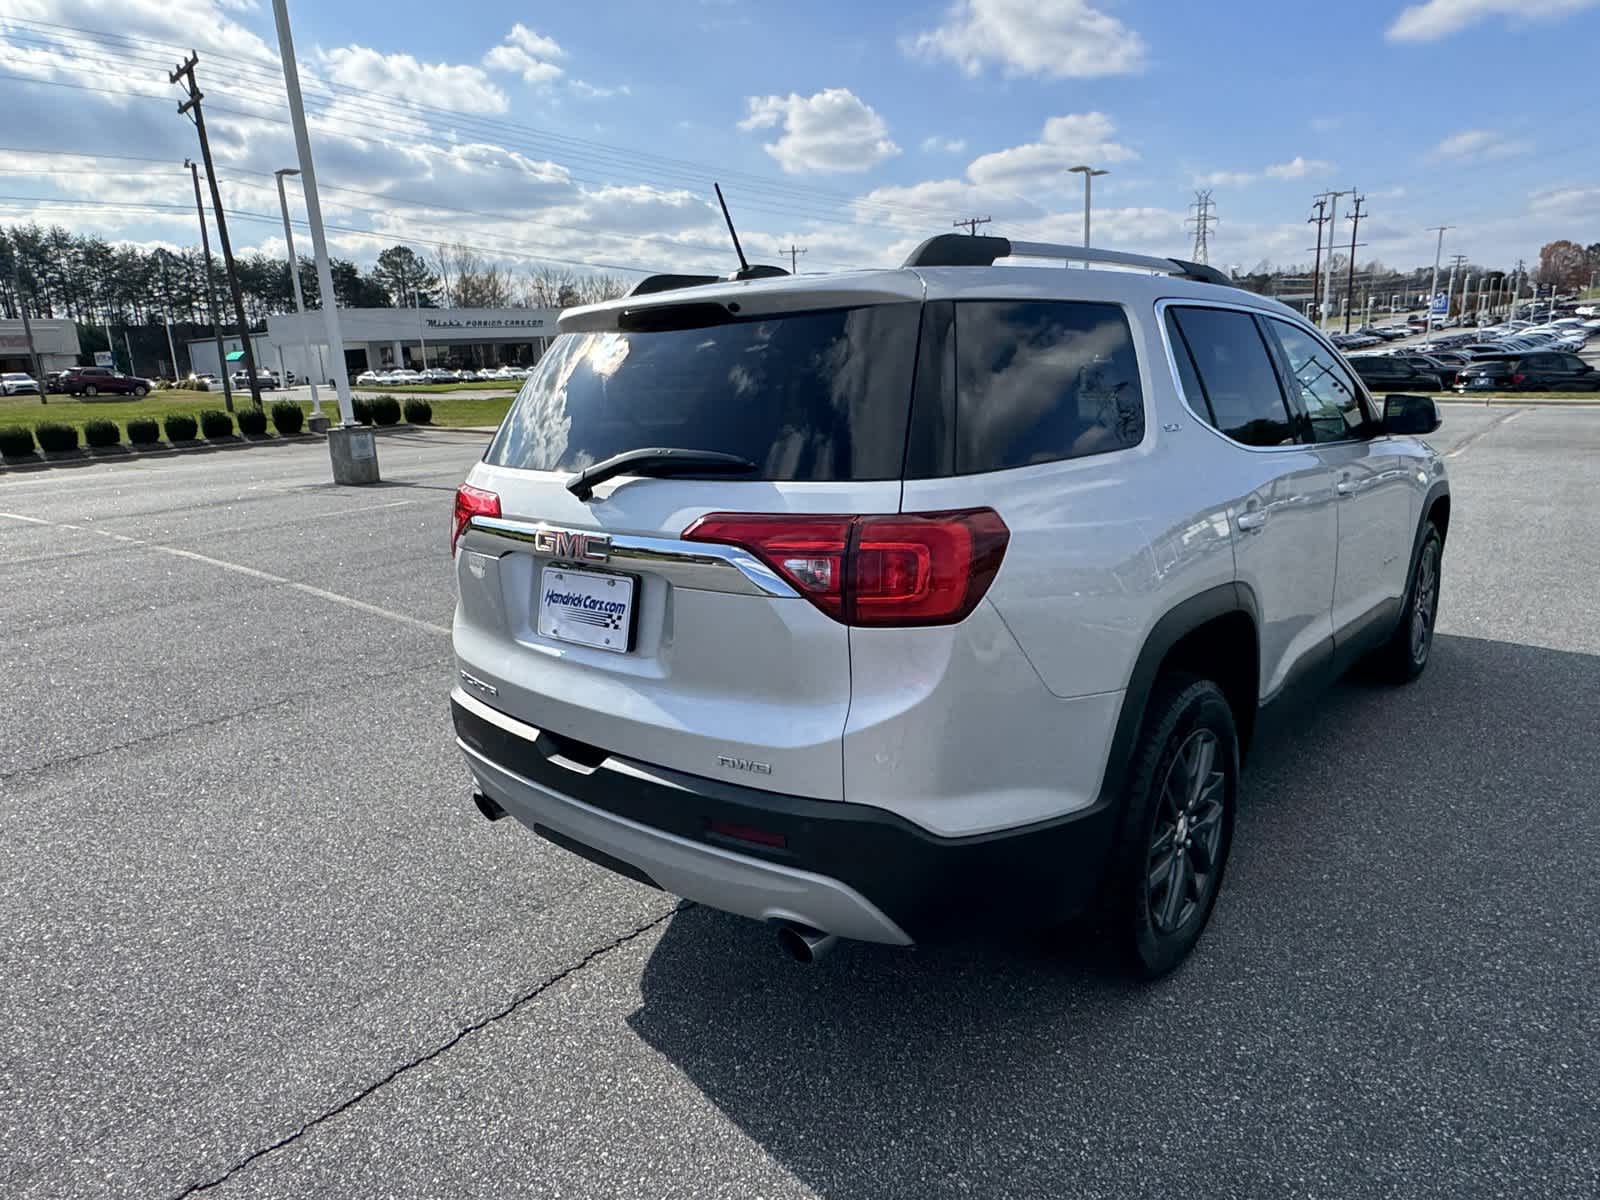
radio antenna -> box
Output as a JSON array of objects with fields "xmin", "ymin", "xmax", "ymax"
[{"xmin": 714, "ymin": 183, "xmax": 750, "ymax": 274}]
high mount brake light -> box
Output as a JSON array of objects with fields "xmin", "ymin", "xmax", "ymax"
[
  {"xmin": 684, "ymin": 509, "xmax": 1009, "ymax": 627},
  {"xmin": 452, "ymin": 484, "xmax": 500, "ymax": 554}
]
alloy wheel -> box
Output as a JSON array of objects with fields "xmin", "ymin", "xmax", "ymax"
[
  {"xmin": 1147, "ymin": 729, "xmax": 1226, "ymax": 936},
  {"xmin": 1411, "ymin": 542, "xmax": 1439, "ymax": 664}
]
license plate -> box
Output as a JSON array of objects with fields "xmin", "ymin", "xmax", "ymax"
[{"xmin": 537, "ymin": 566, "xmax": 636, "ymax": 653}]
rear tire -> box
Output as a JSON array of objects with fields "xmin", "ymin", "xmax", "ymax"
[
  {"xmin": 132, "ymin": 385, "xmax": 148, "ymax": 398},
  {"xmin": 1369, "ymin": 524, "xmax": 1442, "ymax": 683},
  {"xmin": 84, "ymin": 385, "xmax": 98, "ymax": 397},
  {"xmin": 1103, "ymin": 674, "xmax": 1239, "ymax": 979}
]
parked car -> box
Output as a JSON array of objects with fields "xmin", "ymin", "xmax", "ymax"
[
  {"xmin": 60, "ymin": 367, "xmax": 151, "ymax": 398},
  {"xmin": 231, "ymin": 370, "xmax": 279, "ymax": 391},
  {"xmin": 1, "ymin": 371, "xmax": 41, "ymax": 396},
  {"xmin": 355, "ymin": 370, "xmax": 383, "ymax": 386},
  {"xmin": 1349, "ymin": 355, "xmax": 1448, "ymax": 392},
  {"xmin": 449, "ymin": 235, "xmax": 1451, "ymax": 978},
  {"xmin": 385, "ymin": 369, "xmax": 424, "ymax": 386},
  {"xmin": 421, "ymin": 368, "xmax": 458, "ymax": 383},
  {"xmin": 184, "ymin": 373, "xmax": 221, "ymax": 391},
  {"xmin": 474, "ymin": 367, "xmax": 500, "ymax": 381},
  {"xmin": 1455, "ymin": 351, "xmax": 1600, "ymax": 392}
]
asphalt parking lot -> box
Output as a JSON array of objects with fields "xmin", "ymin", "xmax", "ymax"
[{"xmin": 4, "ymin": 408, "xmax": 1599, "ymax": 1199}]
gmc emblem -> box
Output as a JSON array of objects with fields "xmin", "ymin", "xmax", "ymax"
[{"xmin": 533, "ymin": 527, "xmax": 611, "ymax": 562}]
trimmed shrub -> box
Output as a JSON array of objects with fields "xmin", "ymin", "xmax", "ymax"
[
  {"xmin": 402, "ymin": 397, "xmax": 432, "ymax": 425},
  {"xmin": 270, "ymin": 400, "xmax": 304, "ymax": 435},
  {"xmin": 127, "ymin": 418, "xmax": 161, "ymax": 445},
  {"xmin": 163, "ymin": 413, "xmax": 199, "ymax": 442},
  {"xmin": 84, "ymin": 419, "xmax": 121, "ymax": 448},
  {"xmin": 199, "ymin": 409, "xmax": 234, "ymax": 439},
  {"xmin": 0, "ymin": 425, "xmax": 35, "ymax": 457},
  {"xmin": 35, "ymin": 422, "xmax": 79, "ymax": 452},
  {"xmin": 238, "ymin": 406, "xmax": 269, "ymax": 436},
  {"xmin": 351, "ymin": 395, "xmax": 374, "ymax": 425},
  {"xmin": 370, "ymin": 395, "xmax": 402, "ymax": 426}
]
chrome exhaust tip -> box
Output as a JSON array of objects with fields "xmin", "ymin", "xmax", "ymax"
[{"xmin": 775, "ymin": 921, "xmax": 837, "ymax": 964}]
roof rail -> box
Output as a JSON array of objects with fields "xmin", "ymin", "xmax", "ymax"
[{"xmin": 901, "ymin": 233, "xmax": 1233, "ymax": 286}]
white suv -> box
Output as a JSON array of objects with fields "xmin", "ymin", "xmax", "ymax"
[{"xmin": 450, "ymin": 236, "xmax": 1450, "ymax": 977}]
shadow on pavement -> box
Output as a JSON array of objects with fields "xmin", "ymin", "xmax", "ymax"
[{"xmin": 627, "ymin": 633, "xmax": 1600, "ymax": 1198}]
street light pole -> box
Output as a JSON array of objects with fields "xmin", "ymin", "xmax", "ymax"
[
  {"xmin": 1068, "ymin": 165, "xmax": 1109, "ymax": 264},
  {"xmin": 273, "ymin": 167, "xmax": 323, "ymax": 423},
  {"xmin": 1425, "ymin": 225, "xmax": 1449, "ymax": 345},
  {"xmin": 272, "ymin": 0, "xmax": 376, "ymax": 483}
]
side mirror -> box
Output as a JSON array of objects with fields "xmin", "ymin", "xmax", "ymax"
[{"xmin": 1383, "ymin": 394, "xmax": 1442, "ymax": 435}]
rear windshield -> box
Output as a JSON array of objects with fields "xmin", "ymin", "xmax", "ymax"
[{"xmin": 486, "ymin": 303, "xmax": 920, "ymax": 480}]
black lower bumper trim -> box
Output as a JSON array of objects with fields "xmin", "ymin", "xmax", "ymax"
[{"xmin": 453, "ymin": 698, "xmax": 1116, "ymax": 941}]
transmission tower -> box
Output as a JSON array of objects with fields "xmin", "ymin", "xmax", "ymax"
[{"xmin": 1187, "ymin": 191, "xmax": 1217, "ymax": 264}]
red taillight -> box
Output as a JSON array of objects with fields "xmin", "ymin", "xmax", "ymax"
[
  {"xmin": 683, "ymin": 508, "xmax": 1009, "ymax": 627},
  {"xmin": 1511, "ymin": 372, "xmax": 1526, "ymax": 385},
  {"xmin": 452, "ymin": 484, "xmax": 500, "ymax": 554}
]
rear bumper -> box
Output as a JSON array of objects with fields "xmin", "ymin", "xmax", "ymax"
[{"xmin": 452, "ymin": 689, "xmax": 1118, "ymax": 943}]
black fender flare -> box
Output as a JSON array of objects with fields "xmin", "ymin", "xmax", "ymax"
[
  {"xmin": 1096, "ymin": 581, "xmax": 1260, "ymax": 810},
  {"xmin": 1401, "ymin": 480, "xmax": 1451, "ymax": 606}
]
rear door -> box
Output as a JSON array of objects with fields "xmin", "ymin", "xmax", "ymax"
[
  {"xmin": 453, "ymin": 280, "xmax": 923, "ymax": 802},
  {"xmin": 1164, "ymin": 304, "xmax": 1338, "ymax": 700},
  {"xmin": 1261, "ymin": 317, "xmax": 1415, "ymax": 648}
]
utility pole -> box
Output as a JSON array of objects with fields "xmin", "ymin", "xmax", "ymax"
[
  {"xmin": 777, "ymin": 243, "xmax": 808, "ymax": 274},
  {"xmin": 273, "ymin": 0, "xmax": 367, "ymax": 482},
  {"xmin": 164, "ymin": 318, "xmax": 179, "ymax": 380},
  {"xmin": 125, "ymin": 331, "xmax": 138, "ymax": 377},
  {"xmin": 1319, "ymin": 189, "xmax": 1353, "ymax": 331},
  {"xmin": 7, "ymin": 255, "xmax": 48, "ymax": 404},
  {"xmin": 953, "ymin": 215, "xmax": 992, "ymax": 236},
  {"xmin": 273, "ymin": 167, "xmax": 323, "ymax": 424},
  {"xmin": 171, "ymin": 52, "xmax": 260, "ymax": 408},
  {"xmin": 1069, "ymin": 165, "xmax": 1109, "ymax": 260},
  {"xmin": 1445, "ymin": 253, "xmax": 1467, "ymax": 323},
  {"xmin": 1187, "ymin": 190, "xmax": 1217, "ymax": 265},
  {"xmin": 185, "ymin": 158, "xmax": 235, "ymax": 411},
  {"xmin": 1308, "ymin": 197, "xmax": 1330, "ymax": 323},
  {"xmin": 1343, "ymin": 193, "xmax": 1366, "ymax": 333},
  {"xmin": 1425, "ymin": 225, "xmax": 1452, "ymax": 344}
]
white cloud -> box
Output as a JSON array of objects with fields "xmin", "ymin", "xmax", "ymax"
[
  {"xmin": 570, "ymin": 79, "xmax": 630, "ymax": 99},
  {"xmin": 1429, "ymin": 129, "xmax": 1531, "ymax": 161},
  {"xmin": 921, "ymin": 136, "xmax": 968, "ymax": 154},
  {"xmin": 1196, "ymin": 170, "xmax": 1256, "ymax": 188},
  {"xmin": 739, "ymin": 89, "xmax": 901, "ymax": 174},
  {"xmin": 965, "ymin": 112, "xmax": 1136, "ymax": 189},
  {"xmin": 907, "ymin": 0, "xmax": 1146, "ymax": 78},
  {"xmin": 1528, "ymin": 184, "xmax": 1600, "ymax": 214},
  {"xmin": 1264, "ymin": 155, "xmax": 1333, "ymax": 179},
  {"xmin": 318, "ymin": 45, "xmax": 509, "ymax": 113},
  {"xmin": 483, "ymin": 23, "xmax": 566, "ymax": 85},
  {"xmin": 1387, "ymin": 0, "xmax": 1598, "ymax": 41}
]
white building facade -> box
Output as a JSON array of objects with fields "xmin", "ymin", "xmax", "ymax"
[
  {"xmin": 186, "ymin": 306, "xmax": 561, "ymax": 382},
  {"xmin": 0, "ymin": 318, "xmax": 78, "ymax": 376}
]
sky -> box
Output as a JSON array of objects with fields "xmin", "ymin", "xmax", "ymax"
[{"xmin": 0, "ymin": 0, "xmax": 1596, "ymax": 286}]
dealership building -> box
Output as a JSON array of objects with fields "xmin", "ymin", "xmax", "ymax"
[
  {"xmin": 0, "ymin": 318, "xmax": 80, "ymax": 377},
  {"xmin": 186, "ymin": 306, "xmax": 561, "ymax": 381}
]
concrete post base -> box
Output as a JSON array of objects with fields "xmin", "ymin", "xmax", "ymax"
[
  {"xmin": 308, "ymin": 414, "xmax": 331, "ymax": 434},
  {"xmin": 328, "ymin": 424, "xmax": 380, "ymax": 485}
]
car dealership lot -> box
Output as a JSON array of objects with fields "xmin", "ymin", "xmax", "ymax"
[{"xmin": 3, "ymin": 410, "xmax": 1599, "ymax": 1199}]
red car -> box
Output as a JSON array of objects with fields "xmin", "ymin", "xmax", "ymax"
[{"xmin": 62, "ymin": 367, "xmax": 151, "ymax": 398}]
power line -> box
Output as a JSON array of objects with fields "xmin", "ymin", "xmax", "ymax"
[
  {"xmin": 777, "ymin": 243, "xmax": 807, "ymax": 273},
  {"xmin": 953, "ymin": 215, "xmax": 992, "ymax": 236},
  {"xmin": 1343, "ymin": 193, "xmax": 1366, "ymax": 333},
  {"xmin": 1307, "ymin": 197, "xmax": 1330, "ymax": 321}
]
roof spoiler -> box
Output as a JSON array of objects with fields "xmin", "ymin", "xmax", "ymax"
[
  {"xmin": 902, "ymin": 233, "xmax": 1233, "ymax": 286},
  {"xmin": 629, "ymin": 263, "xmax": 789, "ymax": 297}
]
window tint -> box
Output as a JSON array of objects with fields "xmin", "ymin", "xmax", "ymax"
[
  {"xmin": 1561, "ymin": 354, "xmax": 1590, "ymax": 372},
  {"xmin": 486, "ymin": 304, "xmax": 920, "ymax": 480},
  {"xmin": 1266, "ymin": 319, "xmax": 1370, "ymax": 443},
  {"xmin": 953, "ymin": 300, "xmax": 1143, "ymax": 473},
  {"xmin": 1167, "ymin": 306, "xmax": 1294, "ymax": 448}
]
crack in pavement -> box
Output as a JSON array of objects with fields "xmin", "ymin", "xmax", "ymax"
[
  {"xmin": 164, "ymin": 904, "xmax": 686, "ymax": 1198},
  {"xmin": 1443, "ymin": 407, "xmax": 1526, "ymax": 459}
]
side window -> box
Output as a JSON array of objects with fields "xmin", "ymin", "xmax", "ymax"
[
  {"xmin": 1167, "ymin": 306, "xmax": 1295, "ymax": 448},
  {"xmin": 953, "ymin": 300, "xmax": 1143, "ymax": 473},
  {"xmin": 1264, "ymin": 319, "xmax": 1371, "ymax": 444},
  {"xmin": 1562, "ymin": 354, "xmax": 1590, "ymax": 372}
]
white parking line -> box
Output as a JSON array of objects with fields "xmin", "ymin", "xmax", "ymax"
[{"xmin": 0, "ymin": 510, "xmax": 450, "ymax": 637}]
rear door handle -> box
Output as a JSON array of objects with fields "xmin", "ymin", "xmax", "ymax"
[{"xmin": 1236, "ymin": 511, "xmax": 1268, "ymax": 532}]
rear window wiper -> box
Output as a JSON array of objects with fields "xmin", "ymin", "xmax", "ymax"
[{"xmin": 566, "ymin": 448, "xmax": 757, "ymax": 500}]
